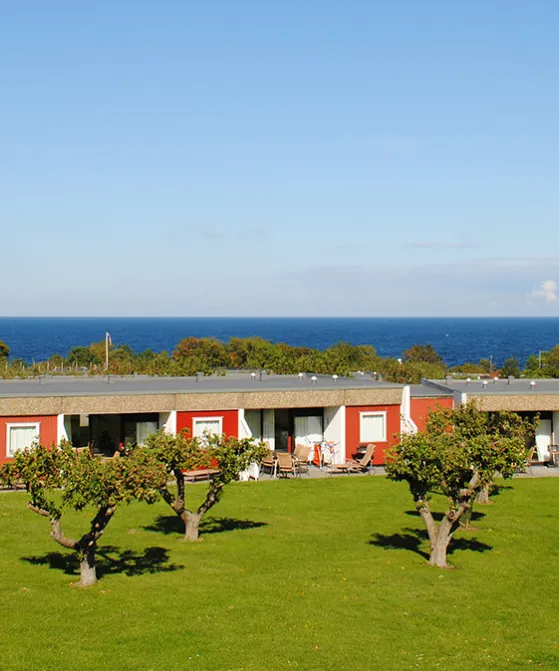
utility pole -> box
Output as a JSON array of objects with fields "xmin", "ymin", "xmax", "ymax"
[{"xmin": 105, "ymin": 332, "xmax": 112, "ymax": 371}]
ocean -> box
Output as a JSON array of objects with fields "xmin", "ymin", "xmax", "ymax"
[{"xmin": 1, "ymin": 317, "xmax": 558, "ymax": 368}]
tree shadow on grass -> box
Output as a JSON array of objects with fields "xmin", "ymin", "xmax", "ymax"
[
  {"xmin": 404, "ymin": 510, "xmax": 486, "ymax": 522},
  {"xmin": 491, "ymin": 484, "xmax": 513, "ymax": 497},
  {"xmin": 369, "ymin": 528, "xmax": 430, "ymax": 560},
  {"xmin": 369, "ymin": 527, "xmax": 493, "ymax": 561},
  {"xmin": 21, "ymin": 546, "xmax": 184, "ymax": 578},
  {"xmin": 143, "ymin": 515, "xmax": 267, "ymax": 537}
]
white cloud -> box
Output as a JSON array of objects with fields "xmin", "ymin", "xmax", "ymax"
[{"xmin": 531, "ymin": 279, "xmax": 558, "ymax": 303}]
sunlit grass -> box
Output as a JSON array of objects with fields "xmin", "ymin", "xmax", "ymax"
[{"xmin": 0, "ymin": 476, "xmax": 557, "ymax": 670}]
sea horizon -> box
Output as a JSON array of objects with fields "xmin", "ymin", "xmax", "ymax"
[{"xmin": 1, "ymin": 316, "xmax": 559, "ymax": 368}]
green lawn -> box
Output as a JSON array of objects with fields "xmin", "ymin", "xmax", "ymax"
[{"xmin": 0, "ymin": 476, "xmax": 558, "ymax": 671}]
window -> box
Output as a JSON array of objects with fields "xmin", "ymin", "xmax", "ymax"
[
  {"xmin": 359, "ymin": 412, "xmax": 386, "ymax": 443},
  {"xmin": 7, "ymin": 423, "xmax": 40, "ymax": 457},
  {"xmin": 192, "ymin": 417, "xmax": 223, "ymax": 441}
]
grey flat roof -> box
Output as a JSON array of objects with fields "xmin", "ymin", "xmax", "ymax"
[
  {"xmin": 0, "ymin": 373, "xmax": 403, "ymax": 399},
  {"xmin": 409, "ymin": 383, "xmax": 453, "ymax": 398},
  {"xmin": 428, "ymin": 378, "xmax": 559, "ymax": 395}
]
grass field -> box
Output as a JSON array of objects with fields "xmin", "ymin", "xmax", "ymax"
[{"xmin": 0, "ymin": 476, "xmax": 558, "ymax": 670}]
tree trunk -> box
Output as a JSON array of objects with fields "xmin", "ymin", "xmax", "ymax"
[
  {"xmin": 428, "ymin": 517, "xmax": 454, "ymax": 568},
  {"xmin": 460, "ymin": 506, "xmax": 474, "ymax": 530},
  {"xmin": 183, "ymin": 511, "xmax": 202, "ymax": 542},
  {"xmin": 475, "ymin": 483, "xmax": 492, "ymax": 505},
  {"xmin": 416, "ymin": 501, "xmax": 437, "ymax": 550},
  {"xmin": 78, "ymin": 542, "xmax": 97, "ymax": 587},
  {"xmin": 75, "ymin": 506, "xmax": 115, "ymax": 586}
]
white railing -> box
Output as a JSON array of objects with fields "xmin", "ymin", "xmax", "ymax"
[
  {"xmin": 400, "ymin": 414, "xmax": 418, "ymax": 434},
  {"xmin": 239, "ymin": 415, "xmax": 252, "ymax": 439}
]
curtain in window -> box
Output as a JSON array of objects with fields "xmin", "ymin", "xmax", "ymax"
[
  {"xmin": 136, "ymin": 421, "xmax": 159, "ymax": 445},
  {"xmin": 294, "ymin": 416, "xmax": 323, "ymax": 448},
  {"xmin": 360, "ymin": 414, "xmax": 385, "ymax": 442},
  {"xmin": 535, "ymin": 419, "xmax": 552, "ymax": 461},
  {"xmin": 244, "ymin": 410, "xmax": 261, "ymax": 439},
  {"xmin": 263, "ymin": 410, "xmax": 275, "ymax": 450},
  {"xmin": 193, "ymin": 419, "xmax": 222, "ymax": 438},
  {"xmin": 8, "ymin": 425, "xmax": 39, "ymax": 456}
]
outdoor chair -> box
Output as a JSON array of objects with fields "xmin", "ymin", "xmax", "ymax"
[
  {"xmin": 97, "ymin": 451, "xmax": 121, "ymax": 464},
  {"xmin": 261, "ymin": 450, "xmax": 277, "ymax": 477},
  {"xmin": 276, "ymin": 452, "xmax": 296, "ymax": 478},
  {"xmin": 327, "ymin": 443, "xmax": 376, "ymax": 475},
  {"xmin": 549, "ymin": 444, "xmax": 559, "ymax": 468},
  {"xmin": 293, "ymin": 443, "xmax": 312, "ymax": 476},
  {"xmin": 517, "ymin": 445, "xmax": 537, "ymax": 475}
]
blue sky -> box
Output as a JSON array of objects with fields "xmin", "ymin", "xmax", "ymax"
[{"xmin": 2, "ymin": 1, "xmax": 559, "ymax": 316}]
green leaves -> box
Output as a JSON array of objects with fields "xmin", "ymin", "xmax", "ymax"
[
  {"xmin": 386, "ymin": 402, "xmax": 536, "ymax": 505},
  {"xmin": 145, "ymin": 429, "xmax": 268, "ymax": 484},
  {"xmin": 0, "ymin": 442, "xmax": 168, "ymax": 516},
  {"xmin": 145, "ymin": 429, "xmax": 269, "ymax": 524}
]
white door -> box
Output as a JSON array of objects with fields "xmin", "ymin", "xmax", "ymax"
[{"xmin": 535, "ymin": 419, "xmax": 552, "ymax": 461}]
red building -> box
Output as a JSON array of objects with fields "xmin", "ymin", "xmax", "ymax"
[{"xmin": 0, "ymin": 373, "xmax": 405, "ymax": 466}]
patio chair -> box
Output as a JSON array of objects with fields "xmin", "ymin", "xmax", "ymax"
[
  {"xmin": 293, "ymin": 443, "xmax": 312, "ymax": 476},
  {"xmin": 276, "ymin": 452, "xmax": 296, "ymax": 478},
  {"xmin": 549, "ymin": 444, "xmax": 559, "ymax": 469},
  {"xmin": 97, "ymin": 451, "xmax": 121, "ymax": 464},
  {"xmin": 261, "ymin": 450, "xmax": 277, "ymax": 477},
  {"xmin": 517, "ymin": 444, "xmax": 537, "ymax": 475},
  {"xmin": 327, "ymin": 443, "xmax": 376, "ymax": 475}
]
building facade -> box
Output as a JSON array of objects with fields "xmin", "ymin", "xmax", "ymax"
[{"xmin": 0, "ymin": 374, "xmax": 407, "ymax": 466}]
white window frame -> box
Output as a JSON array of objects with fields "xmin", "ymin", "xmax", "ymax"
[
  {"xmin": 192, "ymin": 416, "xmax": 224, "ymax": 440},
  {"xmin": 6, "ymin": 422, "xmax": 41, "ymax": 457},
  {"xmin": 359, "ymin": 411, "xmax": 387, "ymax": 443}
]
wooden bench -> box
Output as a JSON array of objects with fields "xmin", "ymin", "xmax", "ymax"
[{"xmin": 183, "ymin": 469, "xmax": 220, "ymax": 483}]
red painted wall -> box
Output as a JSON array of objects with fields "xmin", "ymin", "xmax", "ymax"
[
  {"xmin": 176, "ymin": 410, "xmax": 239, "ymax": 438},
  {"xmin": 410, "ymin": 397, "xmax": 454, "ymax": 433},
  {"xmin": 0, "ymin": 415, "xmax": 58, "ymax": 464},
  {"xmin": 345, "ymin": 405, "xmax": 401, "ymax": 465}
]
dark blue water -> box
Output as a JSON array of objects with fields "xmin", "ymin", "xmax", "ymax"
[{"xmin": 0, "ymin": 317, "xmax": 557, "ymax": 367}]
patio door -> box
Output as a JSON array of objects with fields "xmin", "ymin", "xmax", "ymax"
[{"xmin": 535, "ymin": 419, "xmax": 552, "ymax": 461}]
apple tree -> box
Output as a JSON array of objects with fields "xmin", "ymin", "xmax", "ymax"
[
  {"xmin": 0, "ymin": 443, "xmax": 166, "ymax": 586},
  {"xmin": 145, "ymin": 430, "xmax": 268, "ymax": 541},
  {"xmin": 385, "ymin": 402, "xmax": 535, "ymax": 568}
]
